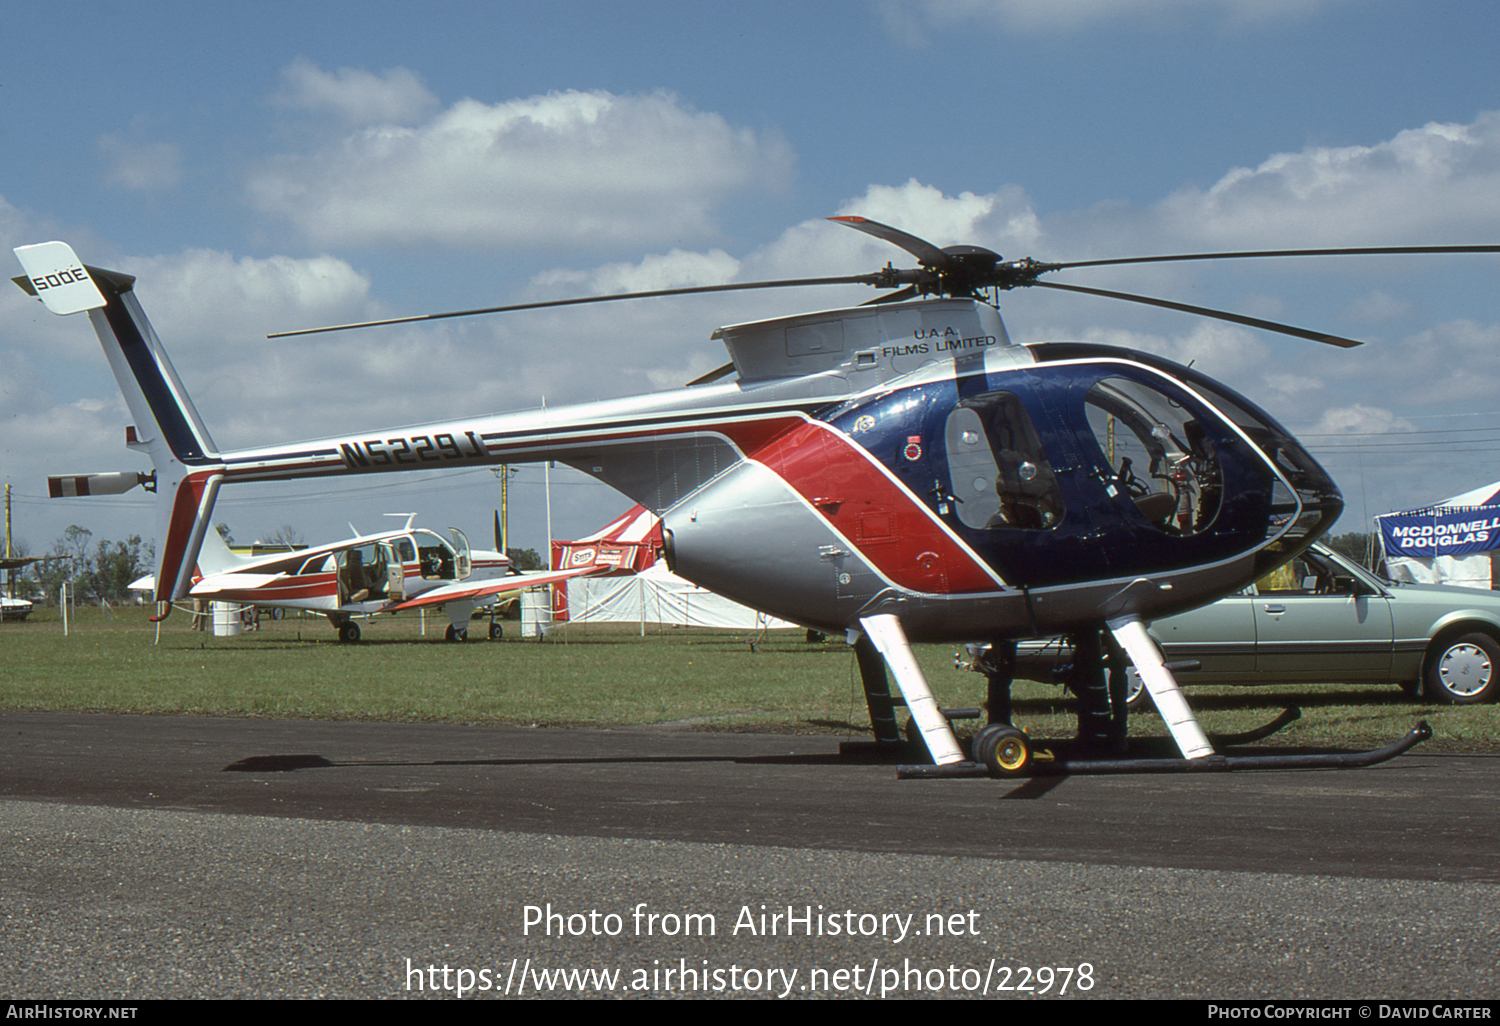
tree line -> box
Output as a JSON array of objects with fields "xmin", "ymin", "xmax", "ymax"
[{"xmin": 8, "ymin": 525, "xmax": 155, "ymax": 605}]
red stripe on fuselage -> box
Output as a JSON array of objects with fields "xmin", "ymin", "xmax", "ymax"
[{"xmin": 747, "ymin": 421, "xmax": 1001, "ymax": 594}]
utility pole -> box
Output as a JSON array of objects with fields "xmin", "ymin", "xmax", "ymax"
[
  {"xmin": 3, "ymin": 483, "xmax": 9, "ymax": 616},
  {"xmin": 493, "ymin": 465, "xmax": 519, "ymax": 554},
  {"xmin": 500, "ymin": 464, "xmax": 509, "ymax": 553}
]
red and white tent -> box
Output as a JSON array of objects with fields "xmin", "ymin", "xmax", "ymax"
[
  {"xmin": 551, "ymin": 504, "xmax": 663, "ymax": 579},
  {"xmin": 549, "ymin": 505, "xmax": 793, "ymax": 629}
]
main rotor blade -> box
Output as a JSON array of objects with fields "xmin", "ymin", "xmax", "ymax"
[
  {"xmin": 827, "ymin": 216, "xmax": 953, "ymax": 268},
  {"xmin": 268, "ymin": 274, "xmax": 884, "ymax": 338},
  {"xmin": 1030, "ymin": 280, "xmax": 1364, "ymax": 348},
  {"xmin": 1046, "ymin": 244, "xmax": 1500, "ymax": 273}
]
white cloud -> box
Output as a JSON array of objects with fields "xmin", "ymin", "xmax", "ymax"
[
  {"xmin": 529, "ymin": 249, "xmax": 742, "ymax": 299},
  {"xmin": 1341, "ymin": 290, "xmax": 1416, "ymax": 324},
  {"xmin": 273, "ymin": 59, "xmax": 440, "ymax": 127},
  {"xmin": 250, "ymin": 77, "xmax": 795, "ymax": 250},
  {"xmin": 98, "ymin": 135, "xmax": 183, "ymax": 191},
  {"xmin": 1305, "ymin": 404, "xmax": 1416, "ymax": 437},
  {"xmin": 1155, "ymin": 115, "xmax": 1500, "ymax": 248},
  {"xmin": 115, "ymin": 249, "xmax": 373, "ymax": 347},
  {"xmin": 11, "ymin": 245, "xmax": 390, "ymax": 451},
  {"xmin": 1372, "ymin": 319, "xmax": 1500, "ymax": 407},
  {"xmin": 896, "ymin": 0, "xmax": 1345, "ymax": 35},
  {"xmin": 1263, "ymin": 371, "xmax": 1324, "ymax": 397}
]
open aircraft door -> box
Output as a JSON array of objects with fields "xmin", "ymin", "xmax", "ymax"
[
  {"xmin": 449, "ymin": 528, "xmax": 472, "ymax": 580},
  {"xmin": 379, "ymin": 540, "xmax": 405, "ymax": 602}
]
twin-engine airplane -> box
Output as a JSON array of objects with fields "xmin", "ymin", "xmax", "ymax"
[{"xmin": 18, "ymin": 221, "xmax": 1487, "ymax": 776}]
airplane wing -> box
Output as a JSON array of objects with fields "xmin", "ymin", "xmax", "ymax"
[{"xmin": 378, "ymin": 566, "xmax": 602, "ymax": 613}]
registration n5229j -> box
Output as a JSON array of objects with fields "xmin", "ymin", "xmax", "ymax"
[{"xmin": 340, "ymin": 431, "xmax": 488, "ymax": 468}]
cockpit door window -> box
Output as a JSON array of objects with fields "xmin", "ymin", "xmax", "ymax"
[{"xmin": 943, "ymin": 391, "xmax": 1064, "ymax": 530}]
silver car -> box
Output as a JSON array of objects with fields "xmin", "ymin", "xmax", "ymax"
[{"xmin": 1016, "ymin": 544, "xmax": 1500, "ymax": 704}]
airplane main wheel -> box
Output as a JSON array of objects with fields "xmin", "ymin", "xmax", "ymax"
[
  {"xmin": 972, "ymin": 724, "xmax": 1031, "ymax": 777},
  {"xmin": 445, "ymin": 625, "xmax": 468, "ymax": 643},
  {"xmin": 338, "ymin": 622, "xmax": 360, "ymax": 644},
  {"xmin": 489, "ymin": 622, "xmax": 503, "ymax": 641}
]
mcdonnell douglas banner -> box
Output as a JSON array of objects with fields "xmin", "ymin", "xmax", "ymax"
[{"xmin": 1377, "ymin": 509, "xmax": 1500, "ymax": 558}]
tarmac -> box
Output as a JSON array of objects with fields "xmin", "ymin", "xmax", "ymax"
[{"xmin": 2, "ymin": 711, "xmax": 1498, "ymax": 999}]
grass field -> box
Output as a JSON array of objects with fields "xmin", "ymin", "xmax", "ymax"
[{"xmin": 1, "ymin": 604, "xmax": 1494, "ymax": 752}]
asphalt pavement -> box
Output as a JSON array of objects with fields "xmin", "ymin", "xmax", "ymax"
[{"xmin": 2, "ymin": 711, "xmax": 1497, "ymax": 1000}]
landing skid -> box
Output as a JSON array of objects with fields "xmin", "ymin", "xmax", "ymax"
[
  {"xmin": 896, "ymin": 719, "xmax": 1432, "ymax": 779},
  {"xmin": 846, "ymin": 614, "xmax": 1430, "ymax": 780},
  {"xmin": 838, "ymin": 706, "xmax": 1297, "ymax": 762}
]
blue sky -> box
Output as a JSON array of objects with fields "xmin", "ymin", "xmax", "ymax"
[{"xmin": 4, "ymin": 0, "xmax": 1500, "ymax": 560}]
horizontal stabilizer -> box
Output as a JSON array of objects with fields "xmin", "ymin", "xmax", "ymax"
[{"xmin": 190, "ymin": 573, "xmax": 287, "ymax": 599}]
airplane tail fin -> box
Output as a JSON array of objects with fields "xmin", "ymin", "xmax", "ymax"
[
  {"xmin": 14, "ymin": 242, "xmax": 225, "ymax": 613},
  {"xmin": 194, "ymin": 519, "xmax": 249, "ymax": 577}
]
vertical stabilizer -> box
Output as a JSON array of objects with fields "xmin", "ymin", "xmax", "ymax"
[
  {"xmin": 194, "ymin": 518, "xmax": 249, "ymax": 577},
  {"xmin": 14, "ymin": 242, "xmax": 226, "ymax": 610}
]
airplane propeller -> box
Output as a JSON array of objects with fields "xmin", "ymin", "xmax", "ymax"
[{"xmin": 268, "ymin": 217, "xmax": 1500, "ymax": 349}]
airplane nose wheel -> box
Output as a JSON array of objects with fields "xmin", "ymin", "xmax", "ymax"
[{"xmin": 971, "ymin": 724, "xmax": 1032, "ymax": 777}]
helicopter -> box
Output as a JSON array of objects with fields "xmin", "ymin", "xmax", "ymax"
[{"xmin": 16, "ymin": 220, "xmax": 1487, "ymax": 776}]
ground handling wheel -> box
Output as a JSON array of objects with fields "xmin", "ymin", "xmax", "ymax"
[{"xmin": 971, "ymin": 724, "xmax": 1032, "ymax": 777}]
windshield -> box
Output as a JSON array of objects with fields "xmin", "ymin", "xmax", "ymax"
[{"xmin": 1083, "ymin": 376, "xmax": 1224, "ymax": 536}]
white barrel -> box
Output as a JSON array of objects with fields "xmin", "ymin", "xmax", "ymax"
[
  {"xmin": 520, "ymin": 591, "xmax": 552, "ymax": 638},
  {"xmin": 211, "ymin": 601, "xmax": 243, "ymax": 637}
]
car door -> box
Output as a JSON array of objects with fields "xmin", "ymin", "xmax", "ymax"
[
  {"xmin": 1149, "ymin": 592, "xmax": 1257, "ymax": 678},
  {"xmin": 1249, "ymin": 549, "xmax": 1395, "ymax": 680}
]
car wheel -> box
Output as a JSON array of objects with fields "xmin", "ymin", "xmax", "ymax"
[{"xmin": 1425, "ymin": 632, "xmax": 1500, "ymax": 704}]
